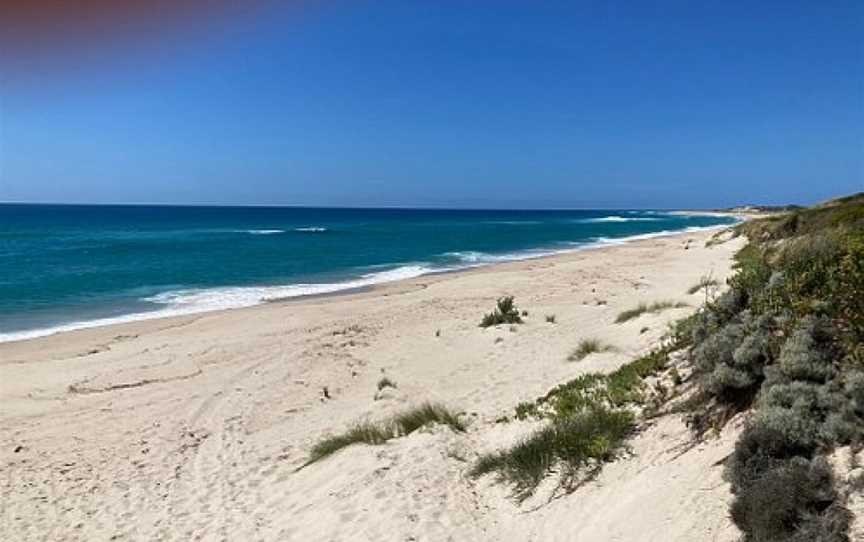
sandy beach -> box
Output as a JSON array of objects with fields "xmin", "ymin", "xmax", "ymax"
[{"xmin": 0, "ymin": 226, "xmax": 747, "ymax": 541}]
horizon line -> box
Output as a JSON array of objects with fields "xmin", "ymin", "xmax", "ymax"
[{"xmin": 0, "ymin": 200, "xmax": 749, "ymax": 212}]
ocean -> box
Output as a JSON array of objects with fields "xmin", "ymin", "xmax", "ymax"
[{"xmin": 0, "ymin": 204, "xmax": 737, "ymax": 342}]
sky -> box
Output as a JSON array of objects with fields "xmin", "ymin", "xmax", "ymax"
[{"xmin": 0, "ymin": 1, "xmax": 862, "ymax": 209}]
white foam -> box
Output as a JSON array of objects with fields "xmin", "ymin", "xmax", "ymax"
[
  {"xmin": 442, "ymin": 249, "xmax": 559, "ymax": 264},
  {"xmin": 578, "ymin": 216, "xmax": 661, "ymax": 223},
  {"xmin": 0, "ymin": 265, "xmax": 435, "ymax": 343},
  {"xmin": 294, "ymin": 227, "xmax": 328, "ymax": 233},
  {"xmin": 245, "ymin": 229, "xmax": 285, "ymax": 235}
]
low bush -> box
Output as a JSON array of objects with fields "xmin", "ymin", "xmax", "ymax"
[
  {"xmin": 480, "ymin": 296, "xmax": 523, "ymax": 327},
  {"xmin": 729, "ymin": 456, "xmax": 848, "ymax": 542}
]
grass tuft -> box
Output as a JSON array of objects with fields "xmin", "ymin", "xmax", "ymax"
[
  {"xmin": 304, "ymin": 402, "xmax": 464, "ymax": 466},
  {"xmin": 687, "ymin": 277, "xmax": 720, "ymax": 295},
  {"xmin": 307, "ymin": 423, "xmax": 391, "ymax": 464},
  {"xmin": 568, "ymin": 338, "xmax": 616, "ymax": 362},
  {"xmin": 471, "ymin": 407, "xmax": 634, "ymax": 501},
  {"xmin": 392, "ymin": 402, "xmax": 466, "ymax": 435},
  {"xmin": 615, "ymin": 300, "xmax": 688, "ymax": 323}
]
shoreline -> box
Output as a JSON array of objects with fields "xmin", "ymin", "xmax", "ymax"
[{"xmin": 0, "ymin": 220, "xmax": 741, "ymax": 346}]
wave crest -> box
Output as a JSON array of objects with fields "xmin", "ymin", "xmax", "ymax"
[
  {"xmin": 294, "ymin": 227, "xmax": 328, "ymax": 233},
  {"xmin": 579, "ymin": 216, "xmax": 661, "ymax": 223}
]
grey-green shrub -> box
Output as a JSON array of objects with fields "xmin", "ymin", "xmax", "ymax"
[
  {"xmin": 771, "ymin": 316, "xmax": 835, "ymax": 384},
  {"xmin": 729, "ymin": 456, "xmax": 848, "ymax": 542}
]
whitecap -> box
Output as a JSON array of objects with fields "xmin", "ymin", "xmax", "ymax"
[
  {"xmin": 577, "ymin": 216, "xmax": 661, "ymax": 223},
  {"xmin": 245, "ymin": 229, "xmax": 285, "ymax": 235},
  {"xmin": 294, "ymin": 227, "xmax": 328, "ymax": 233}
]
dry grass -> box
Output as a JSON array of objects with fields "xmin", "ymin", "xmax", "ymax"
[
  {"xmin": 615, "ymin": 300, "xmax": 688, "ymax": 323},
  {"xmin": 568, "ymin": 338, "xmax": 616, "ymax": 362}
]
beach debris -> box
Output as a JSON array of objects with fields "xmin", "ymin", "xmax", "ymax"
[{"xmin": 321, "ymin": 386, "xmax": 330, "ymax": 400}]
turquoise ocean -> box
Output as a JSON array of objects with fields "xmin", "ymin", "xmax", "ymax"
[{"xmin": 0, "ymin": 205, "xmax": 737, "ymax": 341}]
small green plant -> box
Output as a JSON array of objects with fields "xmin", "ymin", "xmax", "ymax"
[
  {"xmin": 568, "ymin": 338, "xmax": 616, "ymax": 362},
  {"xmin": 615, "ymin": 300, "xmax": 688, "ymax": 323},
  {"xmin": 377, "ymin": 377, "xmax": 397, "ymax": 391},
  {"xmin": 545, "ymin": 314, "xmax": 556, "ymax": 323},
  {"xmin": 480, "ymin": 296, "xmax": 523, "ymax": 327}
]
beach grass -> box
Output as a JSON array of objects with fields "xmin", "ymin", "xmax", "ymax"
[
  {"xmin": 567, "ymin": 338, "xmax": 616, "ymax": 362},
  {"xmin": 307, "ymin": 423, "xmax": 391, "ymax": 464},
  {"xmin": 614, "ymin": 300, "xmax": 688, "ymax": 323},
  {"xmin": 471, "ymin": 407, "xmax": 634, "ymax": 502},
  {"xmin": 686, "ymin": 276, "xmax": 720, "ymax": 294},
  {"xmin": 304, "ymin": 402, "xmax": 464, "ymax": 466},
  {"xmin": 392, "ymin": 403, "xmax": 466, "ymax": 435},
  {"xmin": 475, "ymin": 347, "xmax": 672, "ymax": 500}
]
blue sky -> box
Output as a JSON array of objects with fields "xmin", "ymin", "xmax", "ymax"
[{"xmin": 1, "ymin": 1, "xmax": 861, "ymax": 209}]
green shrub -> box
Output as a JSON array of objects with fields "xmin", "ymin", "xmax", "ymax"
[
  {"xmin": 769, "ymin": 316, "xmax": 836, "ymax": 385},
  {"xmin": 729, "ymin": 457, "xmax": 848, "ymax": 542},
  {"xmin": 480, "ymin": 296, "xmax": 523, "ymax": 327}
]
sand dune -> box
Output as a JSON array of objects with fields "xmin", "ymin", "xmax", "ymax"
[{"xmin": 0, "ymin": 228, "xmax": 745, "ymax": 541}]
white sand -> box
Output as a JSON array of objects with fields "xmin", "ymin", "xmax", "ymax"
[{"xmin": 0, "ymin": 228, "xmax": 746, "ymax": 541}]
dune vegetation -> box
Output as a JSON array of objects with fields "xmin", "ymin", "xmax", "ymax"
[
  {"xmin": 567, "ymin": 338, "xmax": 617, "ymax": 362},
  {"xmin": 614, "ymin": 300, "xmax": 688, "ymax": 323},
  {"xmin": 474, "ymin": 193, "xmax": 863, "ymax": 539},
  {"xmin": 305, "ymin": 403, "xmax": 465, "ymax": 466},
  {"xmin": 684, "ymin": 193, "xmax": 864, "ymax": 541}
]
